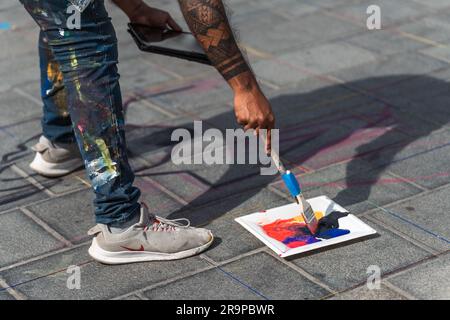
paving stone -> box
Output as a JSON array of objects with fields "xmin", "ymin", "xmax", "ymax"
[
  {"xmin": 14, "ymin": 153, "xmax": 87, "ymax": 196},
  {"xmin": 120, "ymin": 294, "xmax": 142, "ymax": 300},
  {"xmin": 0, "ymin": 289, "xmax": 15, "ymax": 300},
  {"xmin": 134, "ymin": 177, "xmax": 185, "ymax": 218},
  {"xmin": 292, "ymin": 219, "xmax": 432, "ymax": 291},
  {"xmin": 329, "ymin": 283, "xmax": 407, "ymax": 300},
  {"xmin": 271, "ymin": 159, "xmax": 422, "ymax": 215},
  {"xmin": 242, "ymin": 12, "xmax": 359, "ymax": 54},
  {"xmin": 0, "ymin": 210, "xmax": 63, "ymax": 268},
  {"xmin": 373, "ymin": 132, "xmax": 450, "ymax": 190},
  {"xmin": 333, "ymin": 0, "xmax": 431, "ymax": 27},
  {"xmin": 221, "ymin": 252, "xmax": 330, "ymax": 299},
  {"xmin": 150, "ymin": 74, "xmax": 233, "ymax": 111},
  {"xmin": 118, "ymin": 57, "xmax": 174, "ymax": 92},
  {"xmin": 279, "ymin": 42, "xmax": 376, "ymax": 79},
  {"xmin": 139, "ymin": 155, "xmax": 279, "ymax": 207},
  {"xmin": 368, "ymin": 74, "xmax": 450, "ymax": 128},
  {"xmin": 0, "ymin": 166, "xmax": 49, "ymax": 212},
  {"xmin": 370, "ymin": 185, "xmax": 450, "ymax": 252},
  {"xmin": 125, "ymin": 99, "xmax": 173, "ymax": 127},
  {"xmin": 399, "ymin": 15, "xmax": 450, "ymax": 44},
  {"xmin": 26, "ymin": 189, "xmax": 95, "ymax": 244},
  {"xmin": 346, "ymin": 29, "xmax": 429, "ymax": 56},
  {"xmin": 414, "ymin": 0, "xmax": 450, "ymax": 9},
  {"xmin": 421, "ymin": 45, "xmax": 450, "ymax": 64},
  {"xmin": 333, "ymin": 52, "xmax": 448, "ymax": 91},
  {"xmin": 0, "ymin": 90, "xmax": 41, "ymax": 127},
  {"xmin": 144, "ymin": 268, "xmax": 262, "ymax": 300},
  {"xmin": 0, "ymin": 245, "xmax": 209, "ymax": 300},
  {"xmin": 389, "ymin": 253, "xmax": 450, "ymax": 300},
  {"xmin": 282, "ymin": 111, "xmax": 410, "ymax": 170}
]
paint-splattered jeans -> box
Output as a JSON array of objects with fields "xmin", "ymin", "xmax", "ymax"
[{"xmin": 21, "ymin": 0, "xmax": 141, "ymax": 226}]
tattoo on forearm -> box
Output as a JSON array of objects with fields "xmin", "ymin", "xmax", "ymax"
[{"xmin": 178, "ymin": 0, "xmax": 250, "ymax": 81}]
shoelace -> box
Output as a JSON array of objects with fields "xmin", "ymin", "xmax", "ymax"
[{"xmin": 144, "ymin": 217, "xmax": 191, "ymax": 232}]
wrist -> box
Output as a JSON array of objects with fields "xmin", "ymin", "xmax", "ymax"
[{"xmin": 229, "ymin": 71, "xmax": 259, "ymax": 95}]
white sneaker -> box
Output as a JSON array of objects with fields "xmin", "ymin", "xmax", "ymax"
[
  {"xmin": 29, "ymin": 135, "xmax": 83, "ymax": 177},
  {"xmin": 88, "ymin": 203, "xmax": 214, "ymax": 265}
]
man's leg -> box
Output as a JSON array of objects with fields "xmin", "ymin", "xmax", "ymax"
[
  {"xmin": 38, "ymin": 30, "xmax": 74, "ymax": 144},
  {"xmin": 22, "ymin": 0, "xmax": 140, "ymax": 226}
]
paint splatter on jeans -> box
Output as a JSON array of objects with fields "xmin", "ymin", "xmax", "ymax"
[{"xmin": 21, "ymin": 0, "xmax": 141, "ymax": 226}]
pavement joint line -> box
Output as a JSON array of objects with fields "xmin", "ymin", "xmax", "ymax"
[
  {"xmin": 20, "ymin": 207, "xmax": 73, "ymax": 248},
  {"xmin": 262, "ymin": 247, "xmax": 337, "ymax": 295},
  {"xmin": 199, "ymin": 250, "xmax": 271, "ymax": 300},
  {"xmin": 12, "ymin": 87, "xmax": 42, "ymax": 107},
  {"xmin": 0, "ymin": 276, "xmax": 26, "ymax": 300},
  {"xmin": 357, "ymin": 181, "xmax": 450, "ymax": 219},
  {"xmin": 381, "ymin": 250, "xmax": 449, "ymax": 280},
  {"xmin": 364, "ymin": 214, "xmax": 441, "ymax": 255},
  {"xmin": 420, "ymin": 49, "xmax": 450, "ymax": 65},
  {"xmin": 73, "ymin": 174, "xmax": 92, "ymax": 187},
  {"xmin": 321, "ymin": 282, "xmax": 413, "ymax": 300},
  {"xmin": 384, "ymin": 170, "xmax": 429, "ymax": 192},
  {"xmin": 0, "ymin": 242, "xmax": 90, "ymax": 273},
  {"xmin": 0, "ymin": 184, "xmax": 89, "ymax": 217},
  {"xmin": 203, "ymin": 247, "xmax": 266, "ymax": 267},
  {"xmin": 140, "ymin": 57, "xmax": 185, "ymax": 80},
  {"xmin": 321, "ymin": 2, "xmax": 450, "ymax": 46},
  {"xmin": 10, "ymin": 163, "xmax": 56, "ymax": 197},
  {"xmin": 111, "ymin": 264, "xmax": 216, "ymax": 300},
  {"xmin": 0, "ymin": 259, "xmax": 94, "ymax": 294},
  {"xmin": 137, "ymin": 97, "xmax": 179, "ymax": 119},
  {"xmin": 141, "ymin": 175, "xmax": 189, "ymax": 206},
  {"xmin": 383, "ymin": 280, "xmax": 418, "ymax": 300},
  {"xmin": 366, "ymin": 199, "xmax": 450, "ymax": 244},
  {"xmin": 393, "ymin": 29, "xmax": 447, "ymax": 48},
  {"xmin": 318, "ymin": 251, "xmax": 448, "ymax": 300}
]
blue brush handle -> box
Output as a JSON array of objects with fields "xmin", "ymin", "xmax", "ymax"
[{"xmin": 281, "ymin": 171, "xmax": 302, "ymax": 198}]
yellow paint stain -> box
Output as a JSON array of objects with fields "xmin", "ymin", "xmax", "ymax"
[
  {"xmin": 292, "ymin": 211, "xmax": 324, "ymax": 224},
  {"xmin": 95, "ymin": 138, "xmax": 117, "ymax": 174}
]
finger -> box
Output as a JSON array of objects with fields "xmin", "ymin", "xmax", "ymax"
[
  {"xmin": 167, "ymin": 16, "xmax": 182, "ymax": 31},
  {"xmin": 244, "ymin": 121, "xmax": 257, "ymax": 131},
  {"xmin": 236, "ymin": 117, "xmax": 247, "ymax": 126}
]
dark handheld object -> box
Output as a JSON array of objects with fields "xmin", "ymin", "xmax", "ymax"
[{"xmin": 128, "ymin": 23, "xmax": 212, "ymax": 65}]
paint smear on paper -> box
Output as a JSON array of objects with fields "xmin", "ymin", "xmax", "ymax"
[{"xmin": 261, "ymin": 211, "xmax": 350, "ymax": 248}]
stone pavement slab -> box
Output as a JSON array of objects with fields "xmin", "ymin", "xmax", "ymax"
[
  {"xmin": 369, "ymin": 185, "xmax": 450, "ymax": 252},
  {"xmin": 291, "ymin": 218, "xmax": 432, "ymax": 291},
  {"xmin": 0, "ymin": 167, "xmax": 49, "ymax": 212},
  {"xmin": 143, "ymin": 268, "xmax": 263, "ymax": 300},
  {"xmin": 388, "ymin": 252, "xmax": 450, "ymax": 300},
  {"xmin": 0, "ymin": 245, "xmax": 209, "ymax": 300},
  {"xmin": 329, "ymin": 283, "xmax": 407, "ymax": 300},
  {"xmin": 220, "ymin": 252, "xmax": 330, "ymax": 300},
  {"xmin": 0, "ymin": 210, "xmax": 63, "ymax": 268},
  {"xmin": 26, "ymin": 189, "xmax": 94, "ymax": 245}
]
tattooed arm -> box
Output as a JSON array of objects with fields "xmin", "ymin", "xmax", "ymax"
[{"xmin": 178, "ymin": 0, "xmax": 275, "ymax": 151}]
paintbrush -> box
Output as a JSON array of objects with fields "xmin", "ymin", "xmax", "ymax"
[{"xmin": 269, "ymin": 147, "xmax": 319, "ymax": 234}]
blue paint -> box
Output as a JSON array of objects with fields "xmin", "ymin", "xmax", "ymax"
[
  {"xmin": 316, "ymin": 228, "xmax": 350, "ymax": 239},
  {"xmin": 0, "ymin": 22, "xmax": 11, "ymax": 30}
]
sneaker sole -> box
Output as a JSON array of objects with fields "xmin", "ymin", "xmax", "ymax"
[
  {"xmin": 29, "ymin": 152, "xmax": 83, "ymax": 178},
  {"xmin": 88, "ymin": 233, "xmax": 214, "ymax": 265}
]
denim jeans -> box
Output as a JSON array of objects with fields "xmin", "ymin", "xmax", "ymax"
[{"xmin": 21, "ymin": 0, "xmax": 141, "ymax": 226}]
